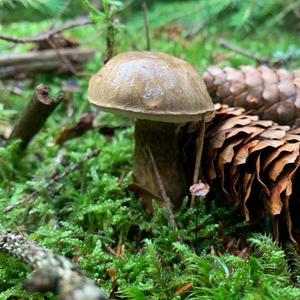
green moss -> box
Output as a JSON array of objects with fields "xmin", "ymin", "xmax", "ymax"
[{"xmin": 1, "ymin": 1, "xmax": 300, "ymax": 299}]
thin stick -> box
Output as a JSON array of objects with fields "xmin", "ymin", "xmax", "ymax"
[
  {"xmin": 219, "ymin": 38, "xmax": 278, "ymax": 66},
  {"xmin": 47, "ymin": 37, "xmax": 80, "ymax": 75},
  {"xmin": 0, "ymin": 17, "xmax": 92, "ymax": 44},
  {"xmin": 4, "ymin": 149, "xmax": 101, "ymax": 213},
  {"xmin": 0, "ymin": 232, "xmax": 106, "ymax": 300},
  {"xmin": 190, "ymin": 119, "xmax": 206, "ymax": 208},
  {"xmin": 9, "ymin": 84, "xmax": 63, "ymax": 149},
  {"xmin": 103, "ymin": 242, "xmax": 118, "ymax": 257},
  {"xmin": 142, "ymin": 1, "xmax": 151, "ymax": 51},
  {"xmin": 147, "ymin": 146, "xmax": 183, "ymax": 243}
]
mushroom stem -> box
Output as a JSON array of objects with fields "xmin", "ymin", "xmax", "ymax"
[
  {"xmin": 147, "ymin": 145, "xmax": 183, "ymax": 243},
  {"xmin": 134, "ymin": 119, "xmax": 188, "ymax": 208},
  {"xmin": 190, "ymin": 118, "xmax": 206, "ymax": 208}
]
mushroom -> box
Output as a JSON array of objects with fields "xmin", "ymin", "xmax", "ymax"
[{"xmin": 88, "ymin": 51, "xmax": 214, "ymax": 208}]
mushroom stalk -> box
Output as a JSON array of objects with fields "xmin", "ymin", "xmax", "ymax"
[{"xmin": 134, "ymin": 119, "xmax": 188, "ymax": 208}]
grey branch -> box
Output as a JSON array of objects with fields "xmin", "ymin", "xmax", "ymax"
[
  {"xmin": 0, "ymin": 232, "xmax": 107, "ymax": 300},
  {"xmin": 0, "ymin": 17, "xmax": 93, "ymax": 44}
]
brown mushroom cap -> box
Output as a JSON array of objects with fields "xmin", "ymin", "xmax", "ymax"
[{"xmin": 88, "ymin": 51, "xmax": 214, "ymax": 123}]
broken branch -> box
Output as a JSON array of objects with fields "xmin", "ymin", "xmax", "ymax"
[
  {"xmin": 9, "ymin": 84, "xmax": 63, "ymax": 149},
  {"xmin": 0, "ymin": 232, "xmax": 106, "ymax": 300},
  {"xmin": 4, "ymin": 149, "xmax": 101, "ymax": 213}
]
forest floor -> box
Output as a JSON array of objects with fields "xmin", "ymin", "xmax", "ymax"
[{"xmin": 1, "ymin": 1, "xmax": 300, "ymax": 299}]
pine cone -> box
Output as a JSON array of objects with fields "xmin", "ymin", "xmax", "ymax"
[
  {"xmin": 203, "ymin": 104, "xmax": 300, "ymax": 244},
  {"xmin": 204, "ymin": 66, "xmax": 300, "ymax": 127}
]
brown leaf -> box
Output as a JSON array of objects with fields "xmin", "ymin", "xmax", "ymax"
[
  {"xmin": 175, "ymin": 283, "xmax": 193, "ymax": 296},
  {"xmin": 116, "ymin": 244, "xmax": 125, "ymax": 259},
  {"xmin": 56, "ymin": 113, "xmax": 94, "ymax": 145},
  {"xmin": 107, "ymin": 268, "xmax": 118, "ymax": 279}
]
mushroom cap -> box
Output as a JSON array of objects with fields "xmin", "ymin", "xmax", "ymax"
[{"xmin": 88, "ymin": 51, "xmax": 214, "ymax": 123}]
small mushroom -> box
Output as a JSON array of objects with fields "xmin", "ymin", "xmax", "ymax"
[{"xmin": 88, "ymin": 51, "xmax": 214, "ymax": 208}]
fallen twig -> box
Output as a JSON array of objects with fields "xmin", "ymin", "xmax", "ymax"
[
  {"xmin": 142, "ymin": 1, "xmax": 151, "ymax": 51},
  {"xmin": 4, "ymin": 149, "xmax": 101, "ymax": 213},
  {"xmin": 0, "ymin": 232, "xmax": 106, "ymax": 300},
  {"xmin": 0, "ymin": 48, "xmax": 95, "ymax": 79},
  {"xmin": 103, "ymin": 241, "xmax": 119, "ymax": 257},
  {"xmin": 9, "ymin": 84, "xmax": 63, "ymax": 149},
  {"xmin": 0, "ymin": 17, "xmax": 93, "ymax": 44},
  {"xmin": 147, "ymin": 146, "xmax": 183, "ymax": 243},
  {"xmin": 219, "ymin": 38, "xmax": 281, "ymax": 66}
]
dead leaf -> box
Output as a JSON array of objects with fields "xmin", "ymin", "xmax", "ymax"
[
  {"xmin": 175, "ymin": 283, "xmax": 193, "ymax": 296},
  {"xmin": 56, "ymin": 113, "xmax": 94, "ymax": 145},
  {"xmin": 107, "ymin": 268, "xmax": 118, "ymax": 279},
  {"xmin": 116, "ymin": 244, "xmax": 125, "ymax": 259}
]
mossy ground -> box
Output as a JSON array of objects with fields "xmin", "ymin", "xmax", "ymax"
[{"xmin": 1, "ymin": 1, "xmax": 300, "ymax": 299}]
